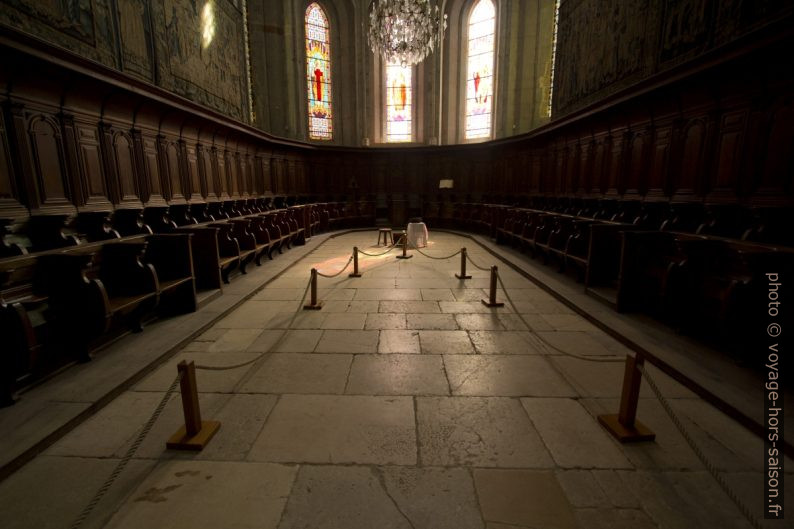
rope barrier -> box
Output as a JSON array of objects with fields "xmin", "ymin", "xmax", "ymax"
[
  {"xmin": 315, "ymin": 254, "xmax": 355, "ymax": 278},
  {"xmin": 464, "ymin": 251, "xmax": 492, "ymax": 271},
  {"xmin": 638, "ymin": 363, "xmax": 762, "ymax": 529},
  {"xmin": 495, "ymin": 271, "xmax": 623, "ymax": 363},
  {"xmin": 70, "ymin": 373, "xmax": 183, "ymax": 529},
  {"xmin": 405, "ymin": 239, "xmax": 462, "ymax": 260},
  {"xmin": 196, "ymin": 276, "xmax": 313, "ymax": 371},
  {"xmin": 359, "ymin": 241, "xmax": 399, "ymax": 257},
  {"xmin": 482, "ymin": 252, "xmax": 757, "ymax": 528},
  {"xmin": 72, "ymin": 274, "xmax": 316, "ymax": 527}
]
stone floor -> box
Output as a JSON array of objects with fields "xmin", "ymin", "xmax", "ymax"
[{"xmin": 0, "ymin": 231, "xmax": 791, "ymax": 529}]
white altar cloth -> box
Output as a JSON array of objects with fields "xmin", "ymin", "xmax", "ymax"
[{"xmin": 407, "ymin": 222, "xmax": 428, "ymax": 248}]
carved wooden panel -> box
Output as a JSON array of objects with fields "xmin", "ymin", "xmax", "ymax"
[
  {"xmin": 647, "ymin": 123, "xmax": 672, "ymax": 198},
  {"xmin": 709, "ymin": 109, "xmax": 746, "ymax": 201},
  {"xmin": 181, "ymin": 141, "xmax": 201, "ymax": 201},
  {"xmin": 757, "ymin": 97, "xmax": 794, "ymax": 200},
  {"xmin": 135, "ymin": 131, "xmax": 166, "ymax": 205},
  {"xmin": 605, "ymin": 131, "xmax": 625, "ymax": 195},
  {"xmin": 577, "ymin": 139, "xmax": 593, "ymax": 194},
  {"xmin": 215, "ymin": 148, "xmax": 229, "ymax": 198},
  {"xmin": 0, "ymin": 101, "xmax": 28, "ymax": 218},
  {"xmin": 108, "ymin": 128, "xmax": 141, "ymax": 206},
  {"xmin": 591, "ymin": 134, "xmax": 608, "ymax": 194},
  {"xmin": 226, "ymin": 150, "xmax": 239, "ymax": 198},
  {"xmin": 159, "ymin": 137, "xmax": 185, "ymax": 203},
  {"xmin": 674, "ymin": 117, "xmax": 707, "ymax": 199},
  {"xmin": 11, "ymin": 105, "xmax": 75, "ymax": 215},
  {"xmin": 625, "ymin": 128, "xmax": 648, "ymax": 195},
  {"xmin": 196, "ymin": 144, "xmax": 211, "ymax": 199}
]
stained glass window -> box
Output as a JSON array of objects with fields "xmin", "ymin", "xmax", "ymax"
[
  {"xmin": 305, "ymin": 3, "xmax": 332, "ymax": 140},
  {"xmin": 386, "ymin": 61, "xmax": 412, "ymax": 143},
  {"xmin": 465, "ymin": 0, "xmax": 495, "ymax": 140}
]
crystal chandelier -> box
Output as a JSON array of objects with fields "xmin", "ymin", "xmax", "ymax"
[{"xmin": 368, "ymin": 0, "xmax": 446, "ymax": 67}]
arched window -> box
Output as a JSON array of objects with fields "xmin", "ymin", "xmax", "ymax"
[
  {"xmin": 465, "ymin": 0, "xmax": 495, "ymax": 140},
  {"xmin": 385, "ymin": 61, "xmax": 413, "ymax": 143},
  {"xmin": 305, "ymin": 3, "xmax": 332, "ymax": 140}
]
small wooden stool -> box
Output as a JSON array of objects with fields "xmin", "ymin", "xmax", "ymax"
[{"xmin": 377, "ymin": 228, "xmax": 393, "ymax": 246}]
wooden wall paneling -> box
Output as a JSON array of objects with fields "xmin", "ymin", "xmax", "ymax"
[
  {"xmin": 591, "ymin": 132, "xmax": 608, "ymax": 195},
  {"xmin": 231, "ymin": 141, "xmax": 243, "ymax": 198},
  {"xmin": 5, "ymin": 64, "xmax": 77, "ymax": 215},
  {"xmin": 565, "ymin": 139, "xmax": 578, "ymax": 196},
  {"xmin": 625, "ymin": 125, "xmax": 649, "ymax": 196},
  {"xmin": 0, "ymin": 98, "xmax": 28, "ymax": 218},
  {"xmin": 708, "ymin": 107, "xmax": 747, "ymax": 202},
  {"xmin": 755, "ymin": 94, "xmax": 794, "ymax": 202},
  {"xmin": 157, "ymin": 110, "xmax": 187, "ymax": 204},
  {"xmin": 99, "ymin": 123, "xmax": 143, "ymax": 208},
  {"xmin": 157, "ymin": 134, "xmax": 185, "ymax": 203},
  {"xmin": 213, "ymin": 134, "xmax": 230, "ymax": 199},
  {"xmin": 196, "ymin": 126, "xmax": 216, "ymax": 201},
  {"xmin": 59, "ymin": 81, "xmax": 114, "ymax": 211},
  {"xmin": 260, "ymin": 152, "xmax": 272, "ymax": 195},
  {"xmin": 529, "ymin": 149, "xmax": 541, "ymax": 194},
  {"xmin": 605, "ymin": 128, "xmax": 626, "ymax": 195},
  {"xmin": 646, "ymin": 118, "xmax": 674, "ymax": 200},
  {"xmin": 131, "ymin": 103, "xmax": 167, "ymax": 206},
  {"xmin": 99, "ymin": 91, "xmax": 145, "ymax": 209},
  {"xmin": 299, "ymin": 157, "xmax": 311, "ymax": 194},
  {"xmin": 8, "ymin": 101, "xmax": 76, "ymax": 215},
  {"xmin": 180, "ymin": 122, "xmax": 204, "ymax": 203},
  {"xmin": 241, "ymin": 144, "xmax": 253, "ymax": 197},
  {"xmin": 270, "ymin": 152, "xmax": 278, "ymax": 195},
  {"xmin": 577, "ymin": 136, "xmax": 593, "ymax": 195},
  {"xmin": 253, "ymin": 152, "xmax": 264, "ymax": 196},
  {"xmin": 673, "ymin": 115, "xmax": 709, "ymax": 200},
  {"xmin": 286, "ymin": 157, "xmax": 296, "ymax": 195},
  {"xmin": 222, "ymin": 137, "xmax": 238, "ymax": 198}
]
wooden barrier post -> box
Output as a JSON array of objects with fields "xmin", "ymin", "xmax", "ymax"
[
  {"xmin": 455, "ymin": 247, "xmax": 472, "ymax": 279},
  {"xmin": 396, "ymin": 230, "xmax": 412, "ymax": 259},
  {"xmin": 166, "ymin": 361, "xmax": 220, "ymax": 450},
  {"xmin": 349, "ymin": 247, "xmax": 362, "ymax": 277},
  {"xmin": 481, "ymin": 266, "xmax": 504, "ymax": 307},
  {"xmin": 303, "ymin": 268, "xmax": 323, "ymax": 310},
  {"xmin": 597, "ymin": 354, "xmax": 656, "ymax": 442}
]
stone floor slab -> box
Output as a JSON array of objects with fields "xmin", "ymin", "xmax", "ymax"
[
  {"xmin": 521, "ymin": 398, "xmax": 632, "ymax": 469},
  {"xmin": 105, "ymin": 460, "xmax": 296, "ymax": 529},
  {"xmin": 474, "ymin": 469, "xmax": 578, "ymax": 529},
  {"xmin": 315, "ymin": 330, "xmax": 379, "ymax": 353},
  {"xmin": 382, "ymin": 466, "xmax": 486, "ymax": 529},
  {"xmin": 346, "ymin": 354, "xmax": 449, "ymax": 395},
  {"xmin": 249, "ymin": 395, "xmax": 416, "ymax": 464},
  {"xmin": 408, "ymin": 313, "xmax": 459, "ymax": 330},
  {"xmin": 444, "ymin": 355, "xmax": 576, "ymax": 397},
  {"xmin": 239, "ymin": 353, "xmax": 352, "ymax": 394},
  {"xmin": 277, "ymin": 466, "xmax": 412, "ymax": 529},
  {"xmin": 379, "ymin": 330, "xmax": 422, "ymax": 354},
  {"xmin": 365, "ymin": 313, "xmax": 407, "ymax": 330},
  {"xmin": 469, "ymin": 331, "xmax": 542, "ymax": 354},
  {"xmin": 321, "ymin": 312, "xmax": 368, "ymax": 330},
  {"xmin": 380, "ymin": 300, "xmax": 442, "ymax": 313},
  {"xmin": 417, "ymin": 397, "xmax": 553, "ymax": 468},
  {"xmin": 419, "ymin": 330, "xmax": 474, "ymax": 354}
]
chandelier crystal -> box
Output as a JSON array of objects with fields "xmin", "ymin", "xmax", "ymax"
[{"xmin": 368, "ymin": 0, "xmax": 446, "ymax": 67}]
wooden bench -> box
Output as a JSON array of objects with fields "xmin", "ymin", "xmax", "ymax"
[
  {"xmin": 262, "ymin": 212, "xmax": 290, "ymax": 258},
  {"xmin": 1, "ymin": 257, "xmax": 45, "ymax": 406},
  {"xmin": 38, "ymin": 241, "xmax": 158, "ymax": 362},
  {"xmin": 207, "ymin": 223, "xmax": 243, "ymax": 283},
  {"xmin": 145, "ymin": 233, "xmax": 197, "ymax": 315}
]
